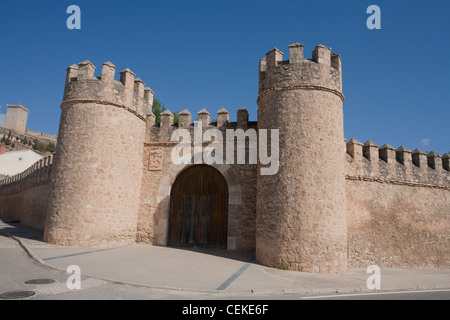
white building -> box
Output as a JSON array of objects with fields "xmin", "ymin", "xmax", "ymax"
[{"xmin": 0, "ymin": 149, "xmax": 43, "ymax": 178}]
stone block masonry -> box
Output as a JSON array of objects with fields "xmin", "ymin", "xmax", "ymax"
[
  {"xmin": 0, "ymin": 41, "xmax": 448, "ymax": 273},
  {"xmin": 346, "ymin": 180, "xmax": 448, "ymax": 268},
  {"xmin": 43, "ymin": 61, "xmax": 153, "ymax": 247},
  {"xmin": 139, "ymin": 108, "xmax": 258, "ymax": 251},
  {"xmin": 256, "ymin": 44, "xmax": 347, "ymax": 273},
  {"xmin": 4, "ymin": 104, "xmax": 29, "ymax": 135},
  {"xmin": 0, "ymin": 154, "xmax": 54, "ymax": 230},
  {"xmin": 345, "ymin": 138, "xmax": 449, "ymax": 268}
]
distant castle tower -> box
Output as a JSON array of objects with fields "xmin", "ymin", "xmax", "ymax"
[
  {"xmin": 256, "ymin": 44, "xmax": 347, "ymax": 272},
  {"xmin": 4, "ymin": 104, "xmax": 29, "ymax": 135},
  {"xmin": 44, "ymin": 61, "xmax": 154, "ymax": 246}
]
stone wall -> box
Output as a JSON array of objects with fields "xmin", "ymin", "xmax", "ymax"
[
  {"xmin": 138, "ymin": 102, "xmax": 449, "ymax": 268},
  {"xmin": 0, "ymin": 127, "xmax": 57, "ymax": 151},
  {"xmin": 43, "ymin": 61, "xmax": 152, "ymax": 247},
  {"xmin": 0, "ymin": 182, "xmax": 51, "ymax": 231},
  {"xmin": 4, "ymin": 105, "xmax": 29, "ymax": 135},
  {"xmin": 0, "ymin": 154, "xmax": 53, "ymax": 230},
  {"xmin": 137, "ymin": 108, "xmax": 258, "ymax": 251},
  {"xmin": 256, "ymin": 44, "xmax": 348, "ymax": 273},
  {"xmin": 25, "ymin": 129, "xmax": 57, "ymax": 143},
  {"xmin": 346, "ymin": 180, "xmax": 449, "ymax": 267},
  {"xmin": 0, "ymin": 52, "xmax": 448, "ymax": 272},
  {"xmin": 345, "ymin": 139, "xmax": 449, "ymax": 268}
]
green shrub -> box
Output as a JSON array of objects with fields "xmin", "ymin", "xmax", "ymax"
[
  {"xmin": 47, "ymin": 143, "xmax": 56, "ymax": 153},
  {"xmin": 279, "ymin": 261, "xmax": 289, "ymax": 270}
]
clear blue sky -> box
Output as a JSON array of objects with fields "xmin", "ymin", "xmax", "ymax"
[{"xmin": 0, "ymin": 0, "xmax": 449, "ymax": 154}]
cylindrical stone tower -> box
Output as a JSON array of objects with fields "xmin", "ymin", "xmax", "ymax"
[
  {"xmin": 256, "ymin": 43, "xmax": 347, "ymax": 273},
  {"xmin": 44, "ymin": 60, "xmax": 154, "ymax": 247}
]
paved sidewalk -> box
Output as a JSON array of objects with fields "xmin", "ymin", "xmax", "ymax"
[{"xmin": 1, "ymin": 219, "xmax": 449, "ymax": 296}]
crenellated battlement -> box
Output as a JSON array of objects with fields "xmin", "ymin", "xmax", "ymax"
[
  {"xmin": 44, "ymin": 61, "xmax": 151, "ymax": 247},
  {"xmin": 346, "ymin": 138, "xmax": 450, "ymax": 188},
  {"xmin": 63, "ymin": 61, "xmax": 154, "ymax": 121},
  {"xmin": 258, "ymin": 43, "xmax": 343, "ymax": 103},
  {"xmin": 0, "ymin": 154, "xmax": 54, "ymax": 196},
  {"xmin": 148, "ymin": 106, "xmax": 449, "ymax": 189},
  {"xmin": 1, "ymin": 41, "xmax": 448, "ymax": 270},
  {"xmin": 148, "ymin": 107, "xmax": 257, "ymax": 143}
]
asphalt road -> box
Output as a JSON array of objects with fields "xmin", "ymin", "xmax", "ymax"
[{"xmin": 0, "ymin": 234, "xmax": 448, "ymax": 301}]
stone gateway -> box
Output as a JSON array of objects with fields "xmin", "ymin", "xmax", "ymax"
[{"xmin": 0, "ymin": 43, "xmax": 449, "ymax": 273}]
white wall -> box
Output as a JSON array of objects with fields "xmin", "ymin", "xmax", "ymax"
[{"xmin": 0, "ymin": 150, "xmax": 43, "ymax": 177}]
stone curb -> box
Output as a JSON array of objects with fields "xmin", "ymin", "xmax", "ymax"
[
  {"xmin": 0, "ymin": 228, "xmax": 49, "ymax": 267},
  {"xmin": 0, "ymin": 229, "xmax": 358, "ymax": 296},
  {"xmin": 0, "ymin": 228, "xmax": 200, "ymax": 294},
  {"xmin": 1, "ymin": 225, "xmax": 449, "ymax": 297}
]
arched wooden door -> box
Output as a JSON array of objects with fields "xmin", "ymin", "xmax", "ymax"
[{"xmin": 168, "ymin": 165, "xmax": 228, "ymax": 248}]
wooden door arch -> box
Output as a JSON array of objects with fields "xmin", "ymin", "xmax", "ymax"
[{"xmin": 168, "ymin": 165, "xmax": 228, "ymax": 248}]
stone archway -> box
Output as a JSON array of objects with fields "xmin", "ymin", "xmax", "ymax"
[
  {"xmin": 153, "ymin": 163, "xmax": 242, "ymax": 251},
  {"xmin": 167, "ymin": 165, "xmax": 228, "ymax": 248}
]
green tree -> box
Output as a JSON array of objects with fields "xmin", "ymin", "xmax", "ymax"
[
  {"xmin": 173, "ymin": 111, "xmax": 179, "ymax": 125},
  {"xmin": 152, "ymin": 97, "xmax": 180, "ymax": 125},
  {"xmin": 32, "ymin": 139, "xmax": 48, "ymax": 152},
  {"xmin": 46, "ymin": 143, "xmax": 56, "ymax": 153},
  {"xmin": 4, "ymin": 139, "xmax": 11, "ymax": 146},
  {"xmin": 152, "ymin": 98, "xmax": 166, "ymax": 124}
]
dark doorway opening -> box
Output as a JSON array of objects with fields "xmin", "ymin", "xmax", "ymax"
[{"xmin": 168, "ymin": 165, "xmax": 228, "ymax": 248}]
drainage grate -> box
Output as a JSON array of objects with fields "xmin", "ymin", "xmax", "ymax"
[
  {"xmin": 25, "ymin": 279, "xmax": 55, "ymax": 285},
  {"xmin": 0, "ymin": 291, "xmax": 36, "ymax": 299}
]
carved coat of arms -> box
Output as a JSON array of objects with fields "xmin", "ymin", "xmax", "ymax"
[{"xmin": 148, "ymin": 148, "xmax": 163, "ymax": 171}]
